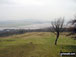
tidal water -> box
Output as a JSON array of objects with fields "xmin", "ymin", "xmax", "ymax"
[{"xmin": 0, "ymin": 23, "xmax": 51, "ymax": 30}]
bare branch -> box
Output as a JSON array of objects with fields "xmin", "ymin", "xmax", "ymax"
[{"xmin": 50, "ymin": 17, "xmax": 65, "ymax": 45}]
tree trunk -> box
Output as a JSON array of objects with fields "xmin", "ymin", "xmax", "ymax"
[{"xmin": 55, "ymin": 32, "xmax": 59, "ymax": 45}]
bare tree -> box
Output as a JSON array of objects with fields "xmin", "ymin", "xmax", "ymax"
[
  {"xmin": 67, "ymin": 15, "xmax": 76, "ymax": 38},
  {"xmin": 51, "ymin": 18, "xmax": 64, "ymax": 45}
]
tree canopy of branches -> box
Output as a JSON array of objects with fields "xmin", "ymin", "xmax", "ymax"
[
  {"xmin": 51, "ymin": 18, "xmax": 64, "ymax": 45},
  {"xmin": 67, "ymin": 15, "xmax": 76, "ymax": 38}
]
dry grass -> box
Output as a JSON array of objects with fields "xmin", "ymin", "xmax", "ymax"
[{"xmin": 0, "ymin": 32, "xmax": 76, "ymax": 57}]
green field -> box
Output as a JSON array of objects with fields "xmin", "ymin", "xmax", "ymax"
[{"xmin": 0, "ymin": 32, "xmax": 76, "ymax": 57}]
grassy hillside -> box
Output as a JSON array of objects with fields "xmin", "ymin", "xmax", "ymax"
[{"xmin": 0, "ymin": 32, "xmax": 76, "ymax": 57}]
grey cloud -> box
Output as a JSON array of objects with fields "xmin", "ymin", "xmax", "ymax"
[
  {"xmin": 0, "ymin": 0, "xmax": 76, "ymax": 21},
  {"xmin": 0, "ymin": 0, "xmax": 15, "ymax": 5},
  {"xmin": 0, "ymin": 0, "xmax": 9, "ymax": 4}
]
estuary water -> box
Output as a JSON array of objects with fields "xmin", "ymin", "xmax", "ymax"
[{"xmin": 0, "ymin": 23, "xmax": 51, "ymax": 30}]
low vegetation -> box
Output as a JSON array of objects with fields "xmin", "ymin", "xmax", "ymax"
[{"xmin": 0, "ymin": 32, "xmax": 76, "ymax": 57}]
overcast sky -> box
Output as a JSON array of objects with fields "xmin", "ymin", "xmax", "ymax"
[{"xmin": 0, "ymin": 0, "xmax": 76, "ymax": 21}]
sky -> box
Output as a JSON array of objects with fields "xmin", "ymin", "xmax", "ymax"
[{"xmin": 0, "ymin": 0, "xmax": 76, "ymax": 21}]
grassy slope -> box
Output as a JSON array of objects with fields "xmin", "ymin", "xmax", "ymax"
[{"xmin": 0, "ymin": 32, "xmax": 76, "ymax": 57}]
